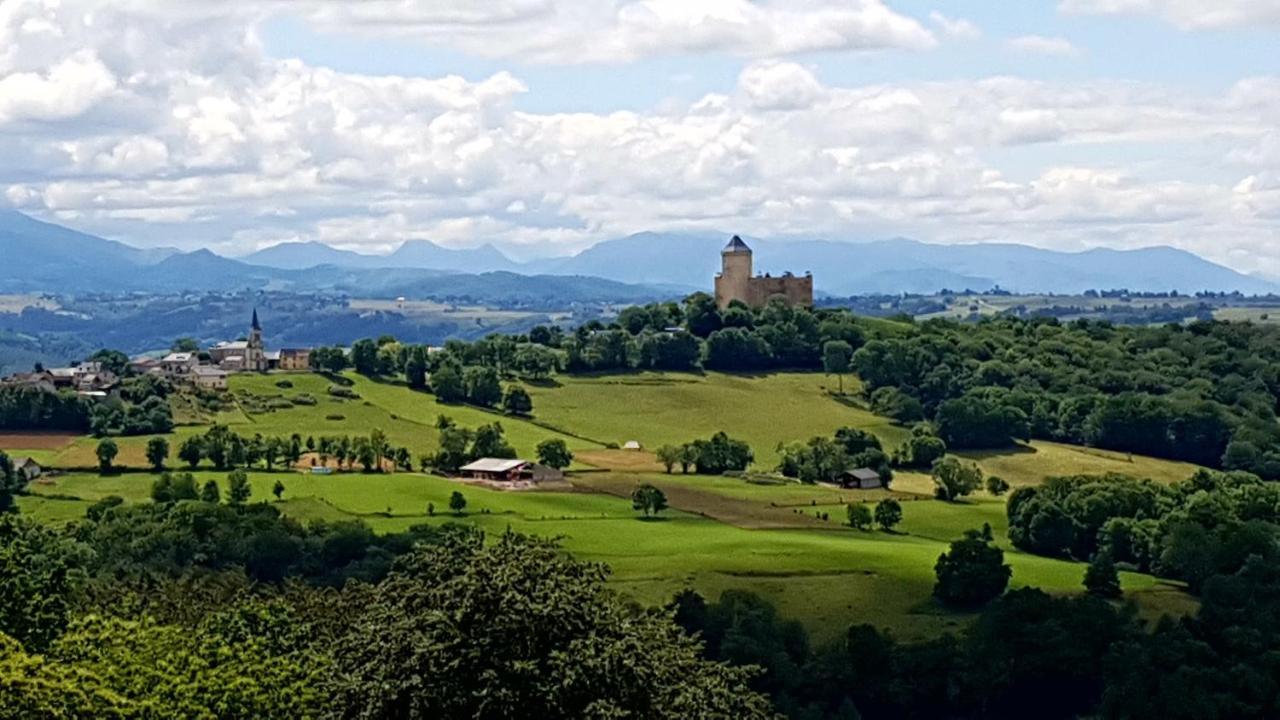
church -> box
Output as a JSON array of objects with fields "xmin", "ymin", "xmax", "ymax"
[
  {"xmin": 713, "ymin": 235, "xmax": 813, "ymax": 309},
  {"xmin": 208, "ymin": 309, "xmax": 269, "ymax": 372}
]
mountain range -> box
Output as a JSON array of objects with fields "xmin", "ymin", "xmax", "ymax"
[{"xmin": 1, "ymin": 210, "xmax": 1275, "ymax": 299}]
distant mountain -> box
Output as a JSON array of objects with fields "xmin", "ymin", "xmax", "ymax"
[
  {"xmin": 388, "ymin": 240, "xmax": 517, "ymax": 273},
  {"xmin": 0, "ymin": 212, "xmax": 682, "ymax": 305},
  {"xmin": 240, "ymin": 241, "xmax": 382, "ymax": 270},
  {"xmin": 0, "ymin": 210, "xmax": 178, "ymax": 291},
  {"xmin": 240, "ymin": 238, "xmax": 519, "ymax": 273},
  {"xmin": 1, "ymin": 211, "xmax": 1273, "ymax": 298},
  {"xmin": 537, "ymin": 232, "xmax": 1276, "ymax": 296}
]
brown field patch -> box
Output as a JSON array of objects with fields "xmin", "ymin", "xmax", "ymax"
[
  {"xmin": 575, "ymin": 448, "xmax": 663, "ymax": 472},
  {"xmin": 0, "ymin": 432, "xmax": 81, "ymax": 451},
  {"xmin": 574, "ymin": 472, "xmax": 831, "ymax": 530}
]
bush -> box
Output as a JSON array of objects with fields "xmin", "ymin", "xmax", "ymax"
[
  {"xmin": 291, "ymin": 394, "xmax": 318, "ymax": 406},
  {"xmin": 274, "ymin": 379, "xmax": 294, "ymax": 389},
  {"xmin": 325, "ymin": 414, "xmax": 346, "ymax": 421},
  {"xmin": 328, "ymin": 386, "xmax": 359, "ymax": 399},
  {"xmin": 266, "ymin": 398, "xmax": 294, "ymax": 410}
]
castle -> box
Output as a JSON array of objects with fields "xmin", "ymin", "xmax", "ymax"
[{"xmin": 713, "ymin": 235, "xmax": 813, "ymax": 309}]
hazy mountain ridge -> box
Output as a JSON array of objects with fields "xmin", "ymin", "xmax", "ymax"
[{"xmin": 1, "ymin": 211, "xmax": 1274, "ymax": 297}]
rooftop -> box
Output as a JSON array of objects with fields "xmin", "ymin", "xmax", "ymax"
[
  {"xmin": 723, "ymin": 234, "xmax": 751, "ymax": 254},
  {"xmin": 459, "ymin": 458, "xmax": 529, "ymax": 473}
]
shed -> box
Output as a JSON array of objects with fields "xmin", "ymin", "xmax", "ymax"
[
  {"xmin": 839, "ymin": 467, "xmax": 883, "ymax": 490},
  {"xmin": 13, "ymin": 457, "xmax": 42, "ymax": 481},
  {"xmin": 623, "ymin": 440, "xmax": 642, "ymax": 451}
]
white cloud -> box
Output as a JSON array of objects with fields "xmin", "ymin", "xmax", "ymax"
[
  {"xmin": 1007, "ymin": 34, "xmax": 1082, "ymax": 56},
  {"xmin": 737, "ymin": 61, "xmax": 825, "ymax": 111},
  {"xmin": 0, "ymin": 49, "xmax": 117, "ymax": 123},
  {"xmin": 929, "ymin": 11, "xmax": 981, "ymax": 40},
  {"xmin": 1059, "ymin": 0, "xmax": 1280, "ymax": 30},
  {"xmin": 284, "ymin": 0, "xmax": 938, "ymax": 63},
  {"xmin": 0, "ymin": 0, "xmax": 1278, "ymax": 274}
]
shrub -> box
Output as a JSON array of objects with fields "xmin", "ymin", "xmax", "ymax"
[
  {"xmin": 328, "ymin": 385, "xmax": 359, "ymax": 399},
  {"xmin": 325, "ymin": 414, "xmax": 346, "ymax": 421},
  {"xmin": 291, "ymin": 394, "xmax": 318, "ymax": 406},
  {"xmin": 275, "ymin": 379, "xmax": 294, "ymax": 389}
]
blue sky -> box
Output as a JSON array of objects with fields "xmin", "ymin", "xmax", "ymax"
[{"xmin": 0, "ymin": 0, "xmax": 1278, "ymax": 272}]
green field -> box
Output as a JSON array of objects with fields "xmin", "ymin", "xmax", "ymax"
[
  {"xmin": 19, "ymin": 467, "xmax": 1180, "ymax": 643},
  {"xmin": 5, "ymin": 368, "xmax": 1205, "ymax": 641}
]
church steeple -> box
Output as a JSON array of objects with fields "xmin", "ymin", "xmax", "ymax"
[{"xmin": 251, "ymin": 308, "xmax": 261, "ymax": 332}]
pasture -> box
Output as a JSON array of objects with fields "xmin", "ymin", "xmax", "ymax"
[
  {"xmin": 4, "ymin": 368, "xmax": 1206, "ymax": 641},
  {"xmin": 19, "ymin": 466, "xmax": 1180, "ymax": 643}
]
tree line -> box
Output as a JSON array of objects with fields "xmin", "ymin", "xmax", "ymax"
[{"xmin": 852, "ymin": 316, "xmax": 1280, "ymax": 476}]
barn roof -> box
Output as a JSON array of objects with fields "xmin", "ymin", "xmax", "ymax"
[{"xmin": 459, "ymin": 458, "xmax": 529, "ymax": 473}]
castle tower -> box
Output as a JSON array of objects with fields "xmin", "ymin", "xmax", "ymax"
[{"xmin": 714, "ymin": 235, "xmax": 753, "ymax": 309}]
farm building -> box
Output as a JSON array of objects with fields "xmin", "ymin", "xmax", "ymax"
[
  {"xmin": 838, "ymin": 468, "xmax": 883, "ymax": 490},
  {"xmin": 459, "ymin": 458, "xmax": 564, "ymax": 482},
  {"xmin": 13, "ymin": 457, "xmax": 42, "ymax": 481},
  {"xmin": 189, "ymin": 366, "xmax": 229, "ymax": 390}
]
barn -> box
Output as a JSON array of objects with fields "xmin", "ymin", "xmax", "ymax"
[{"xmin": 838, "ymin": 468, "xmax": 883, "ymax": 490}]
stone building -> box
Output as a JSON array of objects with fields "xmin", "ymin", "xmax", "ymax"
[
  {"xmin": 713, "ymin": 235, "xmax": 813, "ymax": 309},
  {"xmin": 209, "ymin": 309, "xmax": 268, "ymax": 372}
]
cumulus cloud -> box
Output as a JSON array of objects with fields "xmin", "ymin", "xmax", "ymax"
[
  {"xmin": 1007, "ymin": 34, "xmax": 1082, "ymax": 56},
  {"xmin": 286, "ymin": 0, "xmax": 938, "ymax": 63},
  {"xmin": 0, "ymin": 50, "xmax": 116, "ymax": 124},
  {"xmin": 1059, "ymin": 0, "xmax": 1280, "ymax": 30},
  {"xmin": 0, "ymin": 0, "xmax": 1278, "ymax": 274}
]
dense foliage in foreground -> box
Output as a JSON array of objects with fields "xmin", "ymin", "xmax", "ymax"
[{"xmin": 0, "ymin": 510, "xmax": 775, "ymax": 719}]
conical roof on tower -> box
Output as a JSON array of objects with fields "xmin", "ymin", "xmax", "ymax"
[
  {"xmin": 723, "ymin": 235, "xmax": 751, "ymax": 253},
  {"xmin": 251, "ymin": 308, "xmax": 261, "ymax": 331}
]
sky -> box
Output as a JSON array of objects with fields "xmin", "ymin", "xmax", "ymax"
[{"xmin": 0, "ymin": 0, "xmax": 1277, "ymax": 272}]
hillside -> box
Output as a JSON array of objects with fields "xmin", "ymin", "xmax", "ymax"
[{"xmin": 7, "ymin": 369, "xmax": 1203, "ymax": 643}]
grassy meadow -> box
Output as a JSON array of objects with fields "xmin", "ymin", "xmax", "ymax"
[{"xmin": 4, "ymin": 368, "xmax": 1206, "ymax": 641}]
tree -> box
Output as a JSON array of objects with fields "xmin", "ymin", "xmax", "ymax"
[
  {"xmin": 178, "ymin": 436, "xmax": 203, "ymax": 469},
  {"xmin": 200, "ymin": 480, "xmax": 220, "ymax": 504},
  {"xmin": 171, "ymin": 337, "xmax": 199, "ymax": 352},
  {"xmin": 464, "ymin": 366, "xmax": 503, "ymax": 407},
  {"xmin": 426, "ymin": 502, "xmax": 435, "ymax": 516},
  {"xmin": 449, "ymin": 491, "xmax": 467, "ymax": 516},
  {"xmin": 0, "ymin": 514, "xmax": 81, "ymax": 650},
  {"xmin": 874, "ymin": 498, "xmax": 903, "ymax": 531},
  {"xmin": 1084, "ymin": 551, "xmax": 1122, "ymax": 599},
  {"xmin": 351, "ymin": 338, "xmax": 379, "ymax": 376},
  {"xmin": 934, "ymin": 529, "xmax": 1012, "ymax": 607},
  {"xmin": 935, "ymin": 396, "xmax": 1029, "ymax": 450},
  {"xmin": 632, "ymin": 484, "xmax": 668, "ymax": 518},
  {"xmin": 931, "ymin": 456, "xmax": 983, "ymax": 502},
  {"xmin": 329, "ymin": 530, "xmax": 775, "ymax": 719},
  {"xmin": 405, "ymin": 346, "xmax": 428, "ymax": 389},
  {"xmin": 272, "ymin": 479, "xmax": 285, "ymax": 501},
  {"xmin": 96, "ymin": 438, "xmax": 118, "ymax": 474},
  {"xmin": 430, "ymin": 364, "xmax": 465, "ymax": 403},
  {"xmin": 846, "ymin": 502, "xmax": 873, "ymax": 530},
  {"xmin": 536, "ymin": 439, "xmax": 573, "ymax": 470},
  {"xmin": 0, "ymin": 452, "xmax": 23, "ymax": 515},
  {"xmin": 502, "ymin": 385, "xmax": 534, "ymax": 416},
  {"xmin": 986, "ymin": 475, "xmax": 1010, "ymax": 496},
  {"xmin": 655, "ymin": 445, "xmax": 681, "ymax": 474},
  {"xmin": 227, "ymin": 469, "xmax": 251, "ymax": 505},
  {"xmin": 822, "ymin": 340, "xmax": 853, "ymax": 394},
  {"xmin": 145, "ymin": 436, "xmax": 169, "ymax": 471},
  {"xmin": 470, "ymin": 423, "xmax": 515, "ymax": 460}
]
